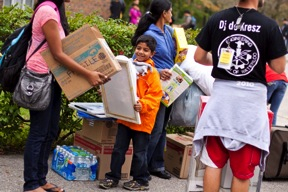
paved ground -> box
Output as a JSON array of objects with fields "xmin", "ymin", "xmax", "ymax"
[{"xmin": 1, "ymin": 57, "xmax": 288, "ymax": 192}]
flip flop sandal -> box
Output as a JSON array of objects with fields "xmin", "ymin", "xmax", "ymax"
[{"xmin": 42, "ymin": 183, "xmax": 65, "ymax": 192}]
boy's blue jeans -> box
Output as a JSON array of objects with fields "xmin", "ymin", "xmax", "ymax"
[
  {"xmin": 106, "ymin": 123, "xmax": 150, "ymax": 184},
  {"xmin": 23, "ymin": 80, "xmax": 62, "ymax": 191},
  {"xmin": 267, "ymin": 80, "xmax": 287, "ymax": 125}
]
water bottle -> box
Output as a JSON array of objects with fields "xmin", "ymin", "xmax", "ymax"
[
  {"xmin": 66, "ymin": 155, "xmax": 76, "ymax": 180},
  {"xmin": 90, "ymin": 156, "xmax": 97, "ymax": 180},
  {"xmin": 52, "ymin": 145, "xmax": 60, "ymax": 170},
  {"xmin": 56, "ymin": 148, "xmax": 65, "ymax": 171}
]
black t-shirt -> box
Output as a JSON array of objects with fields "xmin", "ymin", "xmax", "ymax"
[{"xmin": 196, "ymin": 7, "xmax": 286, "ymax": 85}]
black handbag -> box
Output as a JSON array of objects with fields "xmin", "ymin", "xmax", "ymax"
[{"xmin": 13, "ymin": 67, "xmax": 52, "ymax": 111}]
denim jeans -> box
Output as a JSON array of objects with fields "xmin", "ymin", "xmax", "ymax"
[
  {"xmin": 147, "ymin": 103, "xmax": 172, "ymax": 172},
  {"xmin": 106, "ymin": 123, "xmax": 150, "ymax": 184},
  {"xmin": 267, "ymin": 80, "xmax": 287, "ymax": 125},
  {"xmin": 23, "ymin": 80, "xmax": 62, "ymax": 191}
]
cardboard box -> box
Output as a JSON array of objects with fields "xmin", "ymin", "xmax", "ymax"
[
  {"xmin": 41, "ymin": 25, "xmax": 121, "ymax": 100},
  {"xmin": 164, "ymin": 134, "xmax": 193, "ymax": 178},
  {"xmin": 74, "ymin": 133, "xmax": 133, "ymax": 180},
  {"xmin": 184, "ymin": 131, "xmax": 194, "ymax": 138},
  {"xmin": 173, "ymin": 28, "xmax": 188, "ymax": 64},
  {"xmin": 80, "ymin": 118, "xmax": 118, "ymax": 143}
]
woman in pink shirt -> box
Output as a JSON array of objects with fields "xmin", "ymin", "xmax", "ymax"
[
  {"xmin": 129, "ymin": 0, "xmax": 142, "ymax": 25},
  {"xmin": 23, "ymin": 1, "xmax": 110, "ymax": 192}
]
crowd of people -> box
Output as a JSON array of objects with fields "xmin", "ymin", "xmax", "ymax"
[{"xmin": 22, "ymin": 0, "xmax": 287, "ymax": 192}]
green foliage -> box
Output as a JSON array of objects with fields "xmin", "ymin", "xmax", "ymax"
[
  {"xmin": 0, "ymin": 6, "xmax": 199, "ymax": 153},
  {"xmin": 0, "ymin": 4, "xmax": 33, "ymax": 47},
  {"xmin": 67, "ymin": 12, "xmax": 136, "ymax": 57}
]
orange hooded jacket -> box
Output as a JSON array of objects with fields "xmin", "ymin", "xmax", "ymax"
[{"xmin": 117, "ymin": 59, "xmax": 162, "ymax": 134}]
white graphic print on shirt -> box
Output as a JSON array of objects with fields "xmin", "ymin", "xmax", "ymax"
[{"xmin": 217, "ymin": 34, "xmax": 259, "ymax": 76}]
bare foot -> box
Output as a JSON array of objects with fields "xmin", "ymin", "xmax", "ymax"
[{"xmin": 24, "ymin": 187, "xmax": 46, "ymax": 192}]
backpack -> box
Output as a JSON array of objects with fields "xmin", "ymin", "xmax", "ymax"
[{"xmin": 0, "ymin": 2, "xmax": 58, "ymax": 92}]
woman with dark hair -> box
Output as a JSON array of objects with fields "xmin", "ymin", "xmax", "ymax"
[
  {"xmin": 132, "ymin": 0, "xmax": 176, "ymax": 180},
  {"xmin": 23, "ymin": 1, "xmax": 110, "ymax": 192}
]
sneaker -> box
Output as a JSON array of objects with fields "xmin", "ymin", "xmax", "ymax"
[
  {"xmin": 150, "ymin": 170, "xmax": 171, "ymax": 179},
  {"xmin": 123, "ymin": 180, "xmax": 149, "ymax": 191},
  {"xmin": 147, "ymin": 175, "xmax": 152, "ymax": 181},
  {"xmin": 99, "ymin": 178, "xmax": 118, "ymax": 189}
]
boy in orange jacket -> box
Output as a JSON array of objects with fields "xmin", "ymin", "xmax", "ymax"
[{"xmin": 99, "ymin": 35, "xmax": 163, "ymax": 191}]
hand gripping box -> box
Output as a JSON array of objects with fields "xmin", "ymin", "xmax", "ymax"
[
  {"xmin": 42, "ymin": 24, "xmax": 121, "ymax": 100},
  {"xmin": 74, "ymin": 132, "xmax": 133, "ymax": 180}
]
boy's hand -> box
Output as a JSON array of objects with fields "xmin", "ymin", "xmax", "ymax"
[{"xmin": 134, "ymin": 101, "xmax": 142, "ymax": 112}]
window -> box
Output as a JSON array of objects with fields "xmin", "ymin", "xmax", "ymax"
[{"xmin": 4, "ymin": 0, "xmax": 34, "ymax": 9}]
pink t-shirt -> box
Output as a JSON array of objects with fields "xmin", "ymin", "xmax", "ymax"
[{"xmin": 26, "ymin": 5, "xmax": 65, "ymax": 73}]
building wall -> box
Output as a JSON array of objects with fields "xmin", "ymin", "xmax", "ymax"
[
  {"xmin": 0, "ymin": 1, "xmax": 111, "ymax": 19},
  {"xmin": 65, "ymin": 0, "xmax": 111, "ymax": 19}
]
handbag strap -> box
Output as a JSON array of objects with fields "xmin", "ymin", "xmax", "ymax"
[{"xmin": 26, "ymin": 39, "xmax": 46, "ymax": 62}]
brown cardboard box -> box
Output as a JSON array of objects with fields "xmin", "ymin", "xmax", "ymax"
[
  {"xmin": 74, "ymin": 133, "xmax": 133, "ymax": 180},
  {"xmin": 164, "ymin": 134, "xmax": 193, "ymax": 179},
  {"xmin": 41, "ymin": 25, "xmax": 121, "ymax": 100},
  {"xmin": 80, "ymin": 118, "xmax": 118, "ymax": 143},
  {"xmin": 184, "ymin": 132, "xmax": 194, "ymax": 138}
]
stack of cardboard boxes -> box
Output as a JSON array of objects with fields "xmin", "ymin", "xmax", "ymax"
[{"xmin": 74, "ymin": 118, "xmax": 133, "ymax": 180}]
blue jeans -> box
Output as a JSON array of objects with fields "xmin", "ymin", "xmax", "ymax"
[
  {"xmin": 106, "ymin": 123, "xmax": 150, "ymax": 184},
  {"xmin": 23, "ymin": 80, "xmax": 62, "ymax": 191},
  {"xmin": 147, "ymin": 103, "xmax": 172, "ymax": 172},
  {"xmin": 267, "ymin": 80, "xmax": 287, "ymax": 125}
]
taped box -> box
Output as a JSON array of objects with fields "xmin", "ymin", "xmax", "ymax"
[
  {"xmin": 164, "ymin": 134, "xmax": 193, "ymax": 178},
  {"xmin": 41, "ymin": 24, "xmax": 121, "ymax": 100},
  {"xmin": 79, "ymin": 118, "xmax": 118, "ymax": 144},
  {"xmin": 74, "ymin": 132, "xmax": 133, "ymax": 180}
]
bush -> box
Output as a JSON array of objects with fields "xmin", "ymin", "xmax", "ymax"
[{"xmin": 0, "ymin": 6, "xmax": 199, "ymax": 153}]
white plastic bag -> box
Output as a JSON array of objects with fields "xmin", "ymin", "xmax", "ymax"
[{"xmin": 180, "ymin": 45, "xmax": 214, "ymax": 96}]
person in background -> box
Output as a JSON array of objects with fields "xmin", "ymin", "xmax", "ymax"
[
  {"xmin": 23, "ymin": 0, "xmax": 110, "ymax": 192},
  {"xmin": 193, "ymin": 0, "xmax": 286, "ymax": 191},
  {"xmin": 110, "ymin": 0, "xmax": 126, "ymax": 19},
  {"xmin": 282, "ymin": 18, "xmax": 288, "ymax": 52},
  {"xmin": 131, "ymin": 0, "xmax": 176, "ymax": 180},
  {"xmin": 181, "ymin": 10, "xmax": 196, "ymax": 30},
  {"xmin": 129, "ymin": 0, "xmax": 142, "ymax": 25},
  {"xmin": 99, "ymin": 35, "xmax": 163, "ymax": 191},
  {"xmin": 266, "ymin": 64, "xmax": 288, "ymax": 126}
]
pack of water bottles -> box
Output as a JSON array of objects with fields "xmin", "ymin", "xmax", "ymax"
[{"xmin": 51, "ymin": 145, "xmax": 98, "ymax": 181}]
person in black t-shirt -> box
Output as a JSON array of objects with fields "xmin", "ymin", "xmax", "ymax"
[{"xmin": 193, "ymin": 0, "xmax": 286, "ymax": 191}]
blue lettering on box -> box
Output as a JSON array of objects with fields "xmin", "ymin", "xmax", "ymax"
[{"xmin": 74, "ymin": 43, "xmax": 101, "ymax": 63}]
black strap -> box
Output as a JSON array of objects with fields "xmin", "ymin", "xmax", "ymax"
[{"xmin": 26, "ymin": 39, "xmax": 46, "ymax": 62}]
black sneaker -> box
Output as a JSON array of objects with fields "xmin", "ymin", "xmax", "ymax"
[
  {"xmin": 123, "ymin": 180, "xmax": 149, "ymax": 191},
  {"xmin": 150, "ymin": 170, "xmax": 171, "ymax": 179},
  {"xmin": 99, "ymin": 178, "xmax": 118, "ymax": 189},
  {"xmin": 147, "ymin": 175, "xmax": 152, "ymax": 181}
]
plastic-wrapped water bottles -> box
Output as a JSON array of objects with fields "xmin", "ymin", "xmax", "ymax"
[{"xmin": 51, "ymin": 145, "xmax": 97, "ymax": 181}]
